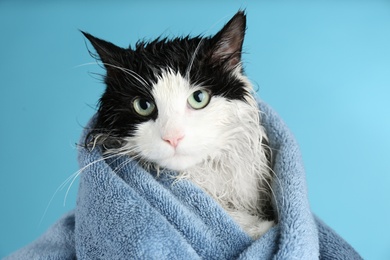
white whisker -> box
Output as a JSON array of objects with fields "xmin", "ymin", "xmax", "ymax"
[
  {"xmin": 185, "ymin": 37, "xmax": 205, "ymax": 80},
  {"xmin": 74, "ymin": 61, "xmax": 149, "ymax": 89},
  {"xmin": 62, "ymin": 152, "xmax": 123, "ymax": 206},
  {"xmin": 102, "ymin": 63, "xmax": 149, "ymax": 88},
  {"xmin": 38, "ymin": 170, "xmax": 78, "ymax": 227},
  {"xmin": 39, "ymin": 148, "xmax": 129, "ymax": 226}
]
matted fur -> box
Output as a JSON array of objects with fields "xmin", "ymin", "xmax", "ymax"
[{"xmin": 83, "ymin": 11, "xmax": 275, "ymax": 238}]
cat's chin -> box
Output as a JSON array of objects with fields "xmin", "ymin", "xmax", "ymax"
[{"xmin": 156, "ymin": 155, "xmax": 201, "ymax": 172}]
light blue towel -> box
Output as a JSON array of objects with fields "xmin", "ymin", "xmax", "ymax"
[{"xmin": 5, "ymin": 102, "xmax": 362, "ymax": 259}]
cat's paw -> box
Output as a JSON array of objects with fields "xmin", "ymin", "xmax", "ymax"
[
  {"xmin": 228, "ymin": 209, "xmax": 274, "ymax": 239},
  {"xmin": 247, "ymin": 220, "xmax": 274, "ymax": 239}
]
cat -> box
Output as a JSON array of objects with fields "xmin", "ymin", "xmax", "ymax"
[{"xmin": 82, "ymin": 10, "xmax": 275, "ymax": 239}]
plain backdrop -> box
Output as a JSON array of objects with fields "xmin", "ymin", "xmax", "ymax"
[{"xmin": 1, "ymin": 1, "xmax": 389, "ymax": 259}]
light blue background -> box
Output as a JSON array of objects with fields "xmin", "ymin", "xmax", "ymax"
[{"xmin": 1, "ymin": 1, "xmax": 389, "ymax": 259}]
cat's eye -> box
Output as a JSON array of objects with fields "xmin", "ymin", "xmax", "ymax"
[
  {"xmin": 133, "ymin": 97, "xmax": 156, "ymax": 117},
  {"xmin": 187, "ymin": 90, "xmax": 211, "ymax": 110}
]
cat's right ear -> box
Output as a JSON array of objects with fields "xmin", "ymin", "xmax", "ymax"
[{"xmin": 81, "ymin": 31, "xmax": 124, "ymax": 71}]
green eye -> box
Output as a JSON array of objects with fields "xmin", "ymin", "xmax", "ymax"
[
  {"xmin": 188, "ymin": 90, "xmax": 211, "ymax": 110},
  {"xmin": 133, "ymin": 97, "xmax": 156, "ymax": 117}
]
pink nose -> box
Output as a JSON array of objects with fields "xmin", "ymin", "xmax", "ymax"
[{"xmin": 163, "ymin": 135, "xmax": 184, "ymax": 148}]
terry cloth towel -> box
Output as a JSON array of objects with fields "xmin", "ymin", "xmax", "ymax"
[{"xmin": 5, "ymin": 102, "xmax": 362, "ymax": 260}]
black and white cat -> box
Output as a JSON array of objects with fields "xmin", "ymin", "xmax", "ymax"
[{"xmin": 83, "ymin": 11, "xmax": 275, "ymax": 239}]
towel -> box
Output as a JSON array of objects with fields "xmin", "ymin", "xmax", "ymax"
[{"xmin": 5, "ymin": 101, "xmax": 362, "ymax": 259}]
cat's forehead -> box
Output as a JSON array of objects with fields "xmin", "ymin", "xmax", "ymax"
[
  {"xmin": 151, "ymin": 70, "xmax": 198, "ymax": 104},
  {"xmin": 131, "ymin": 38, "xmax": 204, "ymax": 80}
]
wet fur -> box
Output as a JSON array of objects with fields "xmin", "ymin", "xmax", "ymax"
[{"xmin": 83, "ymin": 11, "xmax": 275, "ymax": 239}]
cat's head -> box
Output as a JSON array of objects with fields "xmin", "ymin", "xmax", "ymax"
[{"xmin": 83, "ymin": 11, "xmax": 261, "ymax": 171}]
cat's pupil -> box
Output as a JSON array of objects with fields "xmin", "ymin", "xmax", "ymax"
[
  {"xmin": 140, "ymin": 99, "xmax": 150, "ymax": 110},
  {"xmin": 193, "ymin": 90, "xmax": 204, "ymax": 103}
]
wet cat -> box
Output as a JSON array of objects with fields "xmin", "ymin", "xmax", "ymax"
[{"xmin": 83, "ymin": 11, "xmax": 274, "ymax": 239}]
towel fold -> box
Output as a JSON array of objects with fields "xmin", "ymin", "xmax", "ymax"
[{"xmin": 5, "ymin": 102, "xmax": 362, "ymax": 259}]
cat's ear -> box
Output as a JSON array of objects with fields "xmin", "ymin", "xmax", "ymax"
[
  {"xmin": 81, "ymin": 31, "xmax": 125, "ymax": 70},
  {"xmin": 210, "ymin": 11, "xmax": 246, "ymax": 70}
]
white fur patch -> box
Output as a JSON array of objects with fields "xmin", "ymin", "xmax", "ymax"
[{"xmin": 119, "ymin": 69, "xmax": 273, "ymax": 238}]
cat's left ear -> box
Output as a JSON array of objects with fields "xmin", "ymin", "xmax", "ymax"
[{"xmin": 210, "ymin": 11, "xmax": 246, "ymax": 70}]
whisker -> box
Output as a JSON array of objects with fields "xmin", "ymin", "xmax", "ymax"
[
  {"xmin": 39, "ymin": 144, "xmax": 122, "ymax": 225},
  {"xmin": 185, "ymin": 37, "xmax": 205, "ymax": 80},
  {"xmin": 74, "ymin": 61, "xmax": 151, "ymax": 97},
  {"xmin": 112, "ymin": 156, "xmax": 134, "ymax": 174},
  {"xmin": 102, "ymin": 63, "xmax": 149, "ymax": 88},
  {"xmin": 62, "ymin": 153, "xmax": 121, "ymax": 206},
  {"xmin": 73, "ymin": 61, "xmax": 101, "ymax": 69},
  {"xmin": 63, "ymin": 171, "xmax": 82, "ymax": 207},
  {"xmin": 38, "ymin": 171, "xmax": 79, "ymax": 227}
]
